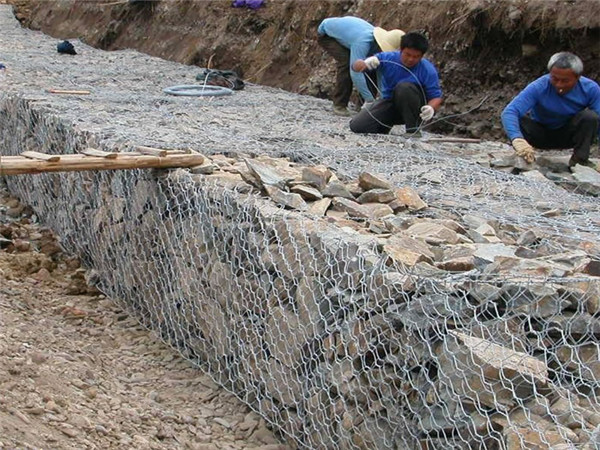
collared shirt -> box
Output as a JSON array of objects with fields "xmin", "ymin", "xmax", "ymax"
[
  {"xmin": 318, "ymin": 16, "xmax": 379, "ymax": 101},
  {"xmin": 374, "ymin": 51, "xmax": 442, "ymax": 101},
  {"xmin": 502, "ymin": 74, "xmax": 600, "ymax": 140}
]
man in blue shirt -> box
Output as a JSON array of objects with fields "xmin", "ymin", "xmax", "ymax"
[
  {"xmin": 349, "ymin": 32, "xmax": 442, "ymax": 135},
  {"xmin": 317, "ymin": 16, "xmax": 404, "ymax": 117},
  {"xmin": 501, "ymin": 52, "xmax": 600, "ymax": 169}
]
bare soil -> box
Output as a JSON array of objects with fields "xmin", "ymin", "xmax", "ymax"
[
  {"xmin": 8, "ymin": 0, "xmax": 600, "ymax": 140},
  {"xmin": 0, "ymin": 184, "xmax": 289, "ymax": 449}
]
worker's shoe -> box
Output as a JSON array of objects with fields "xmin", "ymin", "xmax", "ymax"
[
  {"xmin": 333, "ymin": 106, "xmax": 353, "ymax": 117},
  {"xmin": 569, "ymin": 156, "xmax": 598, "ymax": 171}
]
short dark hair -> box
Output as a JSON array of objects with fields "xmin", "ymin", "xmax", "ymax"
[{"xmin": 400, "ymin": 32, "xmax": 429, "ymax": 54}]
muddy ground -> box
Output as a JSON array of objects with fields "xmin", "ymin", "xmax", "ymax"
[{"xmin": 7, "ymin": 0, "xmax": 600, "ymax": 140}]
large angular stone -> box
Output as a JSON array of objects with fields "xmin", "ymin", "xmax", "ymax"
[
  {"xmin": 264, "ymin": 185, "xmax": 307, "ymax": 211},
  {"xmin": 468, "ymin": 223, "xmax": 501, "ymax": 244},
  {"xmin": 331, "ymin": 197, "xmax": 367, "ymax": 218},
  {"xmin": 440, "ymin": 331, "xmax": 548, "ymax": 408},
  {"xmin": 360, "ymin": 203, "xmax": 394, "ymax": 219},
  {"xmin": 358, "ymin": 172, "xmax": 392, "ymax": 191},
  {"xmin": 571, "ymin": 164, "xmax": 600, "ymax": 196},
  {"xmin": 473, "ymin": 243, "xmax": 516, "ymax": 266},
  {"xmin": 383, "ymin": 234, "xmax": 435, "ymax": 267},
  {"xmin": 356, "ymin": 188, "xmax": 395, "ymax": 204},
  {"xmin": 406, "ymin": 221, "xmax": 460, "ymax": 245},
  {"xmin": 302, "ymin": 165, "xmax": 333, "ymax": 191},
  {"xmin": 245, "ymin": 158, "xmax": 288, "ymax": 189},
  {"xmin": 290, "ymin": 184, "xmax": 323, "ymax": 201},
  {"xmin": 395, "ymin": 187, "xmax": 427, "ymax": 211},
  {"xmin": 483, "ymin": 255, "xmax": 573, "ymax": 277},
  {"xmin": 306, "ymin": 197, "xmax": 331, "ymax": 216},
  {"xmin": 321, "ymin": 181, "xmax": 354, "ymax": 199}
]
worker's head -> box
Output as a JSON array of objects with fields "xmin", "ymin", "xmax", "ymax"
[
  {"xmin": 547, "ymin": 52, "xmax": 582, "ymax": 95},
  {"xmin": 400, "ymin": 32, "xmax": 429, "ymax": 68}
]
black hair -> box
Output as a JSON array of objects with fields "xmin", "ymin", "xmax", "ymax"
[{"xmin": 400, "ymin": 32, "xmax": 429, "ymax": 54}]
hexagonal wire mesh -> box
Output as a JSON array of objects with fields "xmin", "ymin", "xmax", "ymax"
[{"xmin": 1, "ymin": 5, "xmax": 599, "ymax": 449}]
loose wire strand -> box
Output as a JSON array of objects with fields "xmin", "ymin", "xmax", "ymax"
[{"xmin": 361, "ymin": 59, "xmax": 489, "ymax": 138}]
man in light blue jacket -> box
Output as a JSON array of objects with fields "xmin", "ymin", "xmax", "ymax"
[
  {"xmin": 318, "ymin": 16, "xmax": 404, "ymax": 116},
  {"xmin": 501, "ymin": 52, "xmax": 600, "ymax": 169}
]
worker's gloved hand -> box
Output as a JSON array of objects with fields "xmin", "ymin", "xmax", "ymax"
[
  {"xmin": 364, "ymin": 56, "xmax": 380, "ymax": 70},
  {"xmin": 512, "ymin": 138, "xmax": 535, "ymax": 163},
  {"xmin": 419, "ymin": 105, "xmax": 435, "ymax": 121},
  {"xmin": 362, "ymin": 100, "xmax": 374, "ymax": 110}
]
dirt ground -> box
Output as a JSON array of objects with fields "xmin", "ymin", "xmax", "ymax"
[
  {"xmin": 0, "ymin": 183, "xmax": 289, "ymax": 449},
  {"xmin": 7, "ymin": 0, "xmax": 600, "ymax": 140}
]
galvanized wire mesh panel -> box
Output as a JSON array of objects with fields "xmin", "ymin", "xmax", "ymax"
[{"xmin": 1, "ymin": 5, "xmax": 600, "ymax": 449}]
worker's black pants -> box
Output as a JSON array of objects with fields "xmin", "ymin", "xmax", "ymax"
[
  {"xmin": 317, "ymin": 34, "xmax": 377, "ymax": 108},
  {"xmin": 350, "ymin": 82, "xmax": 425, "ymax": 134},
  {"xmin": 520, "ymin": 109, "xmax": 599, "ymax": 164}
]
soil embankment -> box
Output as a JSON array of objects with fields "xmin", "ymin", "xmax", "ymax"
[{"xmin": 9, "ymin": 0, "xmax": 600, "ymax": 140}]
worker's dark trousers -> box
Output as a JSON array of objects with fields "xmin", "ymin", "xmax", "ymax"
[
  {"xmin": 350, "ymin": 82, "xmax": 425, "ymax": 134},
  {"xmin": 317, "ymin": 34, "xmax": 377, "ymax": 108},
  {"xmin": 520, "ymin": 109, "xmax": 599, "ymax": 164}
]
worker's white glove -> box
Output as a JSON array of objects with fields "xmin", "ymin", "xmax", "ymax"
[
  {"xmin": 512, "ymin": 138, "xmax": 535, "ymax": 163},
  {"xmin": 419, "ymin": 105, "xmax": 435, "ymax": 121},
  {"xmin": 364, "ymin": 56, "xmax": 380, "ymax": 70}
]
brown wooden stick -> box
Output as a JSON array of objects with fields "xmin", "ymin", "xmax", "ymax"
[
  {"xmin": 81, "ymin": 148, "xmax": 119, "ymax": 159},
  {"xmin": 0, "ymin": 153, "xmax": 206, "ymax": 176},
  {"xmin": 47, "ymin": 89, "xmax": 91, "ymax": 95},
  {"xmin": 136, "ymin": 146, "xmax": 168, "ymax": 157},
  {"xmin": 21, "ymin": 151, "xmax": 61, "ymax": 162}
]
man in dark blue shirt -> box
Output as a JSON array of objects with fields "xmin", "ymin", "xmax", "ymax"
[
  {"xmin": 501, "ymin": 52, "xmax": 600, "ymax": 169},
  {"xmin": 349, "ymin": 32, "xmax": 442, "ymax": 135}
]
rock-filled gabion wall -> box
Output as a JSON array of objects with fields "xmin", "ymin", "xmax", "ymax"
[{"xmin": 2, "ymin": 95, "xmax": 599, "ymax": 450}]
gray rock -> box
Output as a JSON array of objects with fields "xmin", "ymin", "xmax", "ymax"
[
  {"xmin": 321, "ymin": 181, "xmax": 354, "ymax": 199},
  {"xmin": 571, "ymin": 164, "xmax": 600, "ymax": 195}
]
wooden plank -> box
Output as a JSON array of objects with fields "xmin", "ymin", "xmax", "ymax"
[
  {"xmin": 81, "ymin": 148, "xmax": 119, "ymax": 159},
  {"xmin": 136, "ymin": 146, "xmax": 168, "ymax": 157},
  {"xmin": 21, "ymin": 151, "xmax": 61, "ymax": 162},
  {"xmin": 0, "ymin": 153, "xmax": 206, "ymax": 176},
  {"xmin": 47, "ymin": 89, "xmax": 91, "ymax": 95}
]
